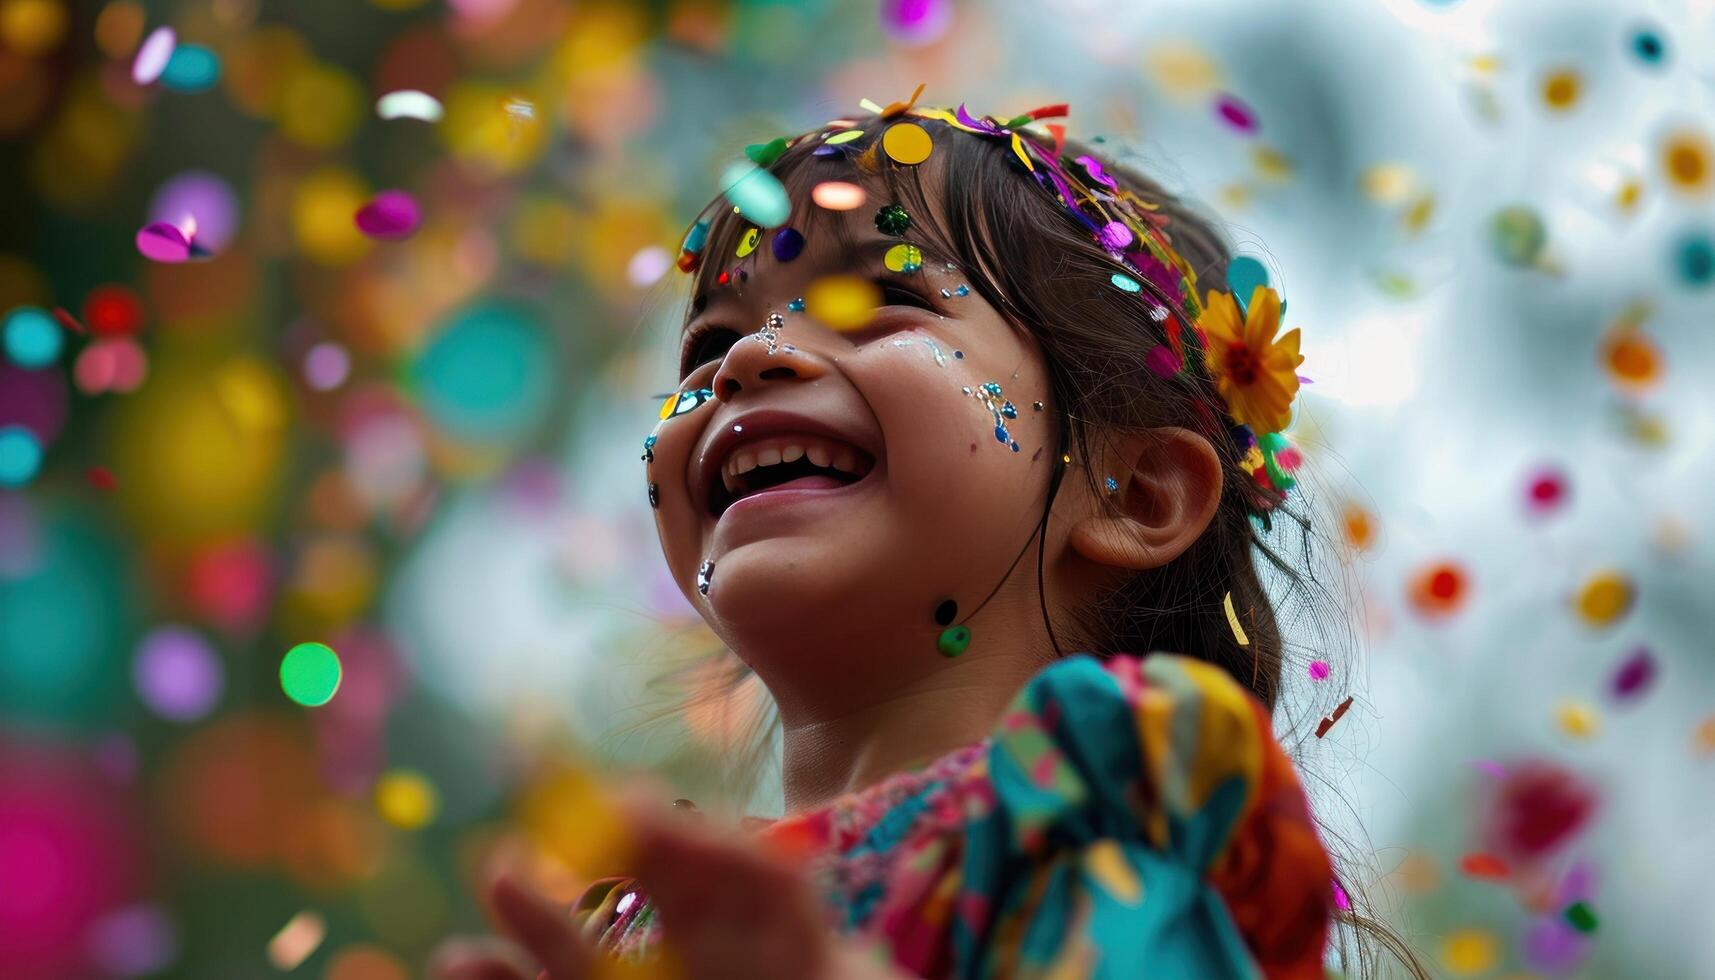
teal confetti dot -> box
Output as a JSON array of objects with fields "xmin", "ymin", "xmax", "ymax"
[
  {"xmin": 3, "ymin": 307, "xmax": 63, "ymax": 369},
  {"xmin": 159, "ymin": 44, "xmax": 221, "ymax": 93},
  {"xmin": 1110, "ymin": 273, "xmax": 1141, "ymax": 293},
  {"xmin": 280, "ymin": 642, "xmax": 342, "ymax": 707},
  {"xmin": 1674, "ymin": 231, "xmax": 1713, "ymax": 288},
  {"xmin": 1226, "ymin": 256, "xmax": 1270, "ymax": 304},
  {"xmin": 412, "ymin": 302, "xmax": 553, "ymax": 441},
  {"xmin": 0, "ymin": 427, "xmax": 43, "ymax": 487},
  {"xmin": 720, "ymin": 162, "xmax": 790, "ymax": 228}
]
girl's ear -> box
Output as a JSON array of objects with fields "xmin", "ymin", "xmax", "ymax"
[{"xmin": 1068, "ymin": 427, "xmax": 1224, "ymax": 571}]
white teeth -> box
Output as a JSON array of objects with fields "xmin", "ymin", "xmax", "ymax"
[
  {"xmin": 832, "ymin": 449, "xmax": 855, "ymax": 474},
  {"xmin": 758, "ymin": 447, "xmax": 782, "ymax": 467},
  {"xmin": 806, "ymin": 444, "xmax": 831, "ymax": 467},
  {"xmin": 722, "ymin": 467, "xmax": 739, "ymax": 494},
  {"xmin": 781, "ymin": 444, "xmax": 805, "ymax": 463},
  {"xmin": 735, "ymin": 452, "xmax": 757, "ymax": 475}
]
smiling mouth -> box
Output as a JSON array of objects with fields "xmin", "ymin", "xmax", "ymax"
[{"xmin": 707, "ymin": 441, "xmax": 877, "ymax": 518}]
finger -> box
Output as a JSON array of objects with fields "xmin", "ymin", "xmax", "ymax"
[
  {"xmin": 427, "ymin": 938, "xmax": 535, "ymax": 980},
  {"xmin": 490, "ymin": 875, "xmax": 596, "ymax": 980}
]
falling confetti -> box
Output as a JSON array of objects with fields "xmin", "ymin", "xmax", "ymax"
[
  {"xmin": 1408, "ymin": 560, "xmax": 1469, "ymax": 619},
  {"xmin": 280, "ymin": 642, "xmax": 342, "ymax": 707},
  {"xmin": 353, "ymin": 190, "xmax": 422, "ymax": 241},
  {"xmin": 266, "ymin": 911, "xmax": 326, "ymax": 971},
  {"xmin": 1315, "ymin": 695, "xmax": 1354, "ymax": 738},
  {"xmin": 1573, "ymin": 569, "xmax": 1633, "ymax": 627},
  {"xmin": 1223, "ymin": 591, "xmax": 1250, "ymax": 646},
  {"xmin": 376, "ymin": 89, "xmax": 444, "ymax": 122},
  {"xmin": 803, "ymin": 275, "xmax": 881, "ymax": 332}
]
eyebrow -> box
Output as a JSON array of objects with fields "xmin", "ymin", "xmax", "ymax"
[{"xmin": 685, "ymin": 236, "xmax": 958, "ymax": 332}]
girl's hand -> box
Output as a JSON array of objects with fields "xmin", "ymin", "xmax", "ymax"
[{"xmin": 429, "ymin": 781, "xmax": 913, "ymax": 980}]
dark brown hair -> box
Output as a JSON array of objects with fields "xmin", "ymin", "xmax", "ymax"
[{"xmin": 641, "ymin": 111, "xmax": 1426, "ymax": 978}]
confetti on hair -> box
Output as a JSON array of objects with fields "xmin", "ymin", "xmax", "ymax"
[
  {"xmin": 1315, "ymin": 695, "xmax": 1354, "ymax": 738},
  {"xmin": 1223, "ymin": 591, "xmax": 1249, "ymax": 646},
  {"xmin": 812, "ymin": 181, "xmax": 866, "ymax": 211}
]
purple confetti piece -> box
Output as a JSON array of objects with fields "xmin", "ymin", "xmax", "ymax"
[
  {"xmin": 1558, "ymin": 858, "xmax": 1597, "ymax": 905},
  {"xmin": 1075, "ymin": 154, "xmax": 1118, "ymax": 191},
  {"xmin": 1215, "ymin": 93, "xmax": 1258, "ymax": 134},
  {"xmin": 1473, "ymin": 760, "xmax": 1506, "ymax": 779},
  {"xmin": 1609, "ymin": 646, "xmax": 1656, "ymax": 701},
  {"xmin": 1097, "ymin": 220, "xmax": 1134, "ymax": 250},
  {"xmin": 354, "ymin": 190, "xmax": 422, "ymax": 241},
  {"xmin": 771, "ymin": 227, "xmax": 805, "ymax": 262},
  {"xmin": 1524, "ymin": 915, "xmax": 1590, "ymax": 974},
  {"xmin": 954, "ymin": 103, "xmax": 1006, "ymax": 137},
  {"xmin": 1144, "ymin": 345, "xmax": 1180, "ymax": 377},
  {"xmin": 135, "ymin": 222, "xmax": 193, "ymax": 263}
]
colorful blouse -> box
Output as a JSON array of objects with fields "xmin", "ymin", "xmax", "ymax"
[{"xmin": 572, "ymin": 652, "xmax": 1334, "ymax": 979}]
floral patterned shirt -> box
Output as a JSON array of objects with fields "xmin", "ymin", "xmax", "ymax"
[{"xmin": 572, "ymin": 652, "xmax": 1334, "ymax": 979}]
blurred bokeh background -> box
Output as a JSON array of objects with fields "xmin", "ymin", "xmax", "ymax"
[{"xmin": 2, "ymin": 0, "xmax": 1712, "ymax": 976}]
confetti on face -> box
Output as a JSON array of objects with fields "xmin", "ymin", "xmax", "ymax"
[
  {"xmin": 376, "ymin": 89, "xmax": 444, "ymax": 122},
  {"xmin": 758, "ymin": 311, "xmax": 785, "ymax": 356},
  {"xmin": 659, "ymin": 387, "xmax": 714, "ymax": 420},
  {"xmin": 804, "ymin": 275, "xmax": 880, "ymax": 332},
  {"xmin": 811, "ymin": 181, "xmax": 866, "ymax": 210},
  {"xmin": 883, "ymin": 243, "xmax": 923, "ymax": 273},
  {"xmin": 641, "ymin": 434, "xmax": 656, "ymax": 462},
  {"xmin": 881, "ymin": 121, "xmax": 933, "ymax": 165},
  {"xmin": 353, "ymin": 190, "xmax": 421, "ymax": 241},
  {"xmin": 697, "ymin": 559, "xmax": 714, "ymax": 595},
  {"xmin": 963, "ymin": 381, "xmax": 1020, "ymax": 451}
]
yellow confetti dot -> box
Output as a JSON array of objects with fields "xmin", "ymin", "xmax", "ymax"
[
  {"xmin": 0, "ymin": 0, "xmax": 69, "ymax": 56},
  {"xmin": 1083, "ymin": 839, "xmax": 1144, "ymax": 906},
  {"xmin": 1441, "ymin": 928, "xmax": 1498, "ymax": 976},
  {"xmin": 1403, "ymin": 193, "xmax": 1437, "ymax": 234},
  {"xmin": 1541, "ymin": 69, "xmax": 1581, "ymax": 111},
  {"xmin": 883, "ymin": 243, "xmax": 922, "ymax": 273},
  {"xmin": 803, "ymin": 275, "xmax": 880, "ymax": 332},
  {"xmin": 1573, "ymin": 570, "xmax": 1633, "ymax": 627},
  {"xmin": 824, "ymin": 129, "xmax": 864, "ymax": 145},
  {"xmin": 1144, "ymin": 40, "xmax": 1223, "ymax": 103},
  {"xmin": 518, "ymin": 763, "xmax": 634, "ymax": 878},
  {"xmin": 215, "ymin": 359, "xmax": 288, "ymax": 434},
  {"xmin": 374, "ymin": 770, "xmax": 438, "ymax": 830},
  {"xmin": 658, "ymin": 392, "xmax": 678, "ymax": 420},
  {"xmin": 735, "ymin": 226, "xmax": 760, "ymax": 258},
  {"xmin": 1557, "ymin": 700, "xmax": 1599, "ymax": 739},
  {"xmin": 1252, "ymin": 145, "xmax": 1293, "ymax": 182},
  {"xmin": 1362, "ymin": 163, "xmax": 1416, "ymax": 205},
  {"xmin": 278, "ymin": 63, "xmax": 363, "ymax": 149},
  {"xmin": 881, "ymin": 122, "xmax": 933, "ymax": 165},
  {"xmin": 1693, "ymin": 715, "xmax": 1715, "ymax": 757},
  {"xmin": 1661, "ymin": 128, "xmax": 1711, "ymax": 197}
]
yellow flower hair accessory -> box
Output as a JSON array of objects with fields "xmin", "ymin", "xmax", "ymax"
[{"xmin": 1197, "ymin": 284, "xmax": 1304, "ymax": 435}]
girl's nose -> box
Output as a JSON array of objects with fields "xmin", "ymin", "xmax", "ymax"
[{"xmin": 712, "ymin": 324, "xmax": 828, "ymax": 400}]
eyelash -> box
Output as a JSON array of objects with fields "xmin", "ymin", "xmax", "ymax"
[{"xmin": 678, "ymin": 281, "xmax": 939, "ymax": 376}]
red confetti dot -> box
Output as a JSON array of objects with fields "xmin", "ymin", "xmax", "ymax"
[
  {"xmin": 1409, "ymin": 560, "xmax": 1470, "ymax": 618},
  {"xmin": 1526, "ymin": 468, "xmax": 1568, "ymax": 513},
  {"xmin": 85, "ymin": 467, "xmax": 117, "ymax": 491},
  {"xmin": 1460, "ymin": 852, "xmax": 1511, "ymax": 879},
  {"xmin": 82, "ymin": 285, "xmax": 145, "ymax": 337},
  {"xmin": 51, "ymin": 307, "xmax": 86, "ymax": 334}
]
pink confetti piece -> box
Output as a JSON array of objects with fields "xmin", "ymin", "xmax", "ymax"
[
  {"xmin": 132, "ymin": 27, "xmax": 176, "ymax": 85},
  {"xmin": 1608, "ymin": 646, "xmax": 1656, "ymax": 701},
  {"xmin": 134, "ymin": 221, "xmax": 202, "ymax": 263},
  {"xmin": 353, "ymin": 191, "xmax": 422, "ymax": 241},
  {"xmin": 1308, "ymin": 659, "xmax": 1331, "ymax": 681}
]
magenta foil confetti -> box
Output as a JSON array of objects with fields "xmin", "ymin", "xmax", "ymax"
[
  {"xmin": 135, "ymin": 222, "xmax": 195, "ymax": 263},
  {"xmin": 1214, "ymin": 93, "xmax": 1258, "ymax": 134},
  {"xmin": 1097, "ymin": 221, "xmax": 1134, "ymax": 250},
  {"xmin": 354, "ymin": 190, "xmax": 422, "ymax": 241},
  {"xmin": 1609, "ymin": 646, "xmax": 1656, "ymax": 701},
  {"xmin": 1075, "ymin": 154, "xmax": 1118, "ymax": 191}
]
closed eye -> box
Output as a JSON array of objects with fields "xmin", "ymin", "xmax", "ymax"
[{"xmin": 680, "ymin": 326, "xmax": 738, "ymax": 378}]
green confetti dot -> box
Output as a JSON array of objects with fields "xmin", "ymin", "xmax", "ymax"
[
  {"xmin": 280, "ymin": 642, "xmax": 342, "ymax": 707},
  {"xmin": 1564, "ymin": 900, "xmax": 1599, "ymax": 933}
]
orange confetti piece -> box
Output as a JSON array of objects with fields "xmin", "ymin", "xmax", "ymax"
[
  {"xmin": 1459, "ymin": 852, "xmax": 1510, "ymax": 879},
  {"xmin": 1408, "ymin": 560, "xmax": 1469, "ymax": 618}
]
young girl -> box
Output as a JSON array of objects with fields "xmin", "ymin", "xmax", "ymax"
[{"xmin": 434, "ymin": 89, "xmax": 1412, "ymax": 979}]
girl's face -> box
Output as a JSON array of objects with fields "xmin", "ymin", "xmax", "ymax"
[{"xmin": 645, "ymin": 193, "xmax": 1073, "ymax": 699}]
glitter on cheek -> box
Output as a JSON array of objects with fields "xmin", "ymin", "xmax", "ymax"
[
  {"xmin": 641, "ymin": 434, "xmax": 658, "ymax": 462},
  {"xmin": 697, "ymin": 559, "xmax": 715, "ymax": 596},
  {"xmin": 648, "ymin": 482, "xmax": 659, "ymax": 508},
  {"xmin": 965, "ymin": 380, "xmax": 1021, "ymax": 452}
]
